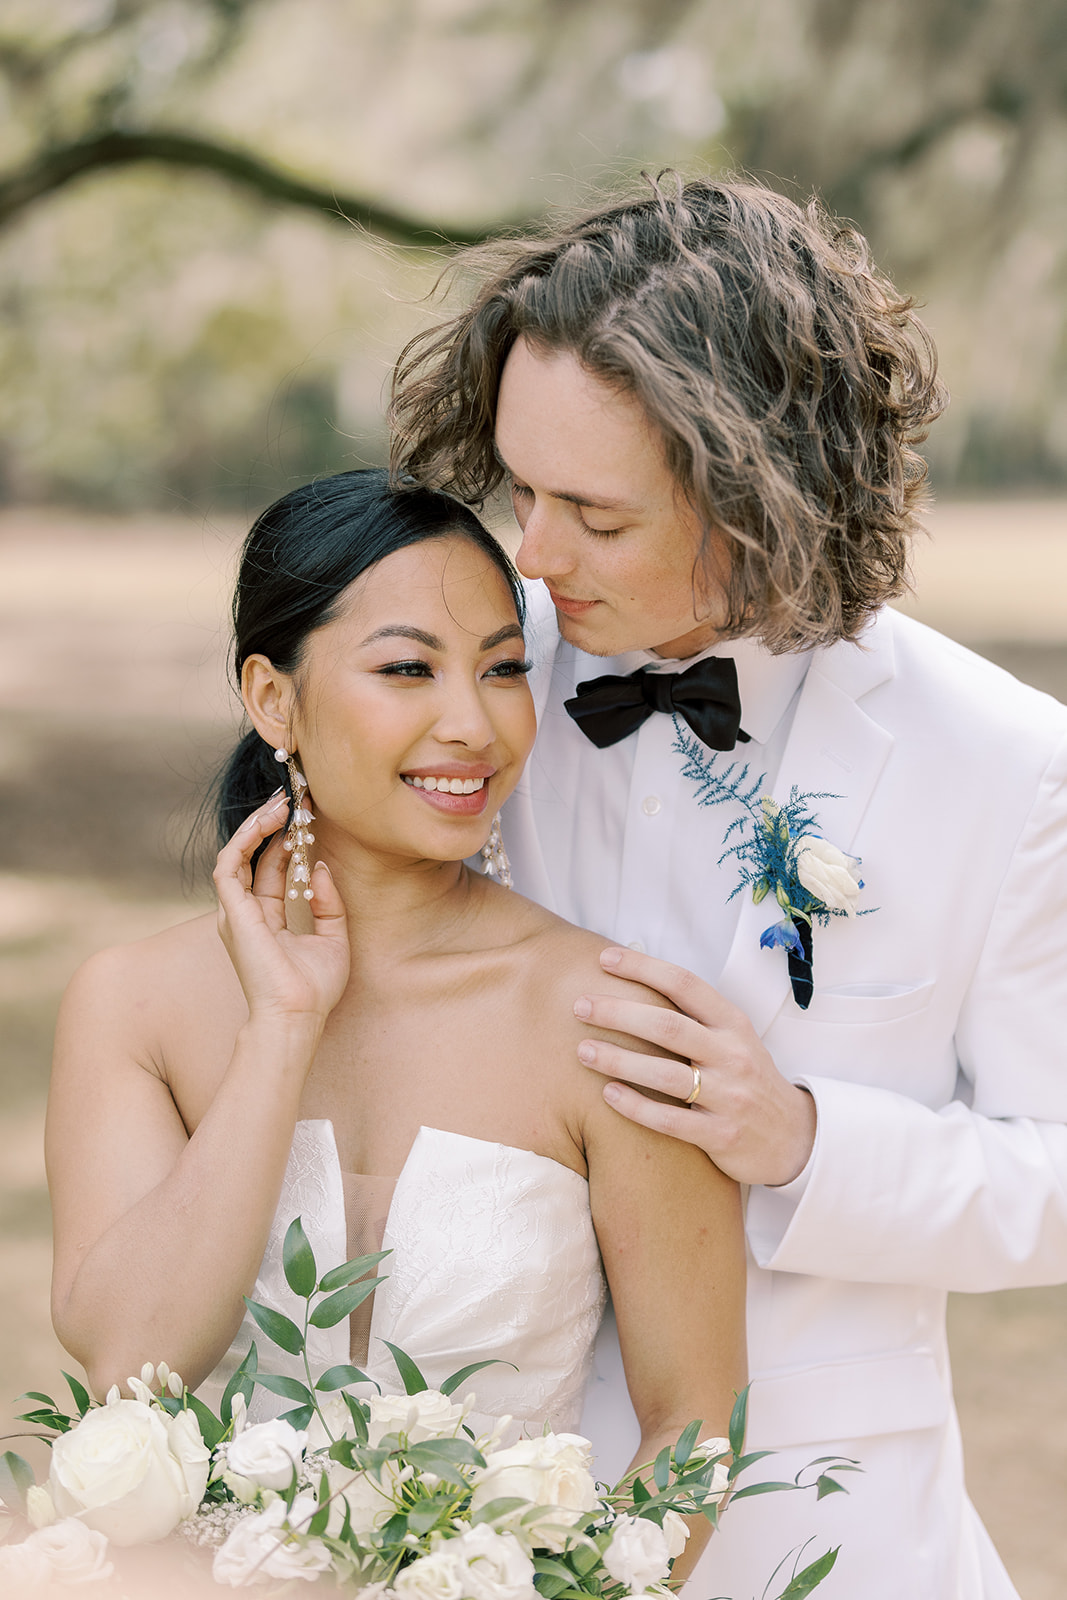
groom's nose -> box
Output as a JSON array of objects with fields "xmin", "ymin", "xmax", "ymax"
[{"xmin": 514, "ymin": 501, "xmax": 576, "ymax": 581}]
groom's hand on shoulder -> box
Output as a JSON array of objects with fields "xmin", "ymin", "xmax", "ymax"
[{"xmin": 573, "ymin": 947, "xmax": 816, "ymax": 1188}]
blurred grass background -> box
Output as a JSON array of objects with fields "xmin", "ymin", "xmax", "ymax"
[{"xmin": 1, "ymin": 1, "xmax": 1066, "ymax": 1592}]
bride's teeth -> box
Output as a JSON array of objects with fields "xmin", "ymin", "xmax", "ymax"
[{"xmin": 406, "ymin": 774, "xmax": 486, "ymax": 792}]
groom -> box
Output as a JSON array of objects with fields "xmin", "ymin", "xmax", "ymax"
[{"xmin": 391, "ymin": 175, "xmax": 1067, "ymax": 1598}]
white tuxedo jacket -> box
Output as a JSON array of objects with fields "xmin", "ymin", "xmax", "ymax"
[{"xmin": 503, "ymin": 594, "xmax": 1067, "ymax": 1597}]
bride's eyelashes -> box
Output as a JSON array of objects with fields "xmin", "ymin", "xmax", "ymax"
[
  {"xmin": 374, "ymin": 657, "xmax": 532, "ymax": 680},
  {"xmin": 485, "ymin": 657, "xmax": 533, "ymax": 679}
]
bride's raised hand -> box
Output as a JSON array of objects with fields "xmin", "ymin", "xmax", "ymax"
[{"xmin": 214, "ymin": 792, "xmax": 350, "ymax": 1029}]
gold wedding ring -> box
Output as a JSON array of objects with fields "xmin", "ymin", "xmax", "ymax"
[{"xmin": 684, "ymin": 1066, "xmax": 702, "ymax": 1106}]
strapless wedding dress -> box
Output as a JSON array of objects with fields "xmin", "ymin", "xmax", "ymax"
[{"xmin": 198, "ymin": 1122, "xmax": 607, "ymax": 1444}]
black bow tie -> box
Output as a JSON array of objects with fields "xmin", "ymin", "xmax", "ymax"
[{"xmin": 564, "ymin": 655, "xmax": 750, "ymax": 751}]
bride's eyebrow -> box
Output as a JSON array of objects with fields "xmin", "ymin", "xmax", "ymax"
[{"xmin": 360, "ymin": 623, "xmax": 525, "ymax": 650}]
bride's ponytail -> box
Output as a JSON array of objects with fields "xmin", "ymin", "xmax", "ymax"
[{"xmin": 215, "ymin": 728, "xmax": 282, "ymax": 846}]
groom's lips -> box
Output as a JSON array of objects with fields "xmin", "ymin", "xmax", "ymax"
[{"xmin": 547, "ymin": 587, "xmax": 600, "ymax": 619}]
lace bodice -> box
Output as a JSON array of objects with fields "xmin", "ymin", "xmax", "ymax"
[{"xmin": 199, "ymin": 1122, "xmax": 606, "ymax": 1442}]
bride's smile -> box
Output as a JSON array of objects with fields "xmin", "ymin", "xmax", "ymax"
[{"xmin": 243, "ymin": 534, "xmax": 536, "ymax": 871}]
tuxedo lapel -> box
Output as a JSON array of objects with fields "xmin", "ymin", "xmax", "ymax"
[{"xmin": 716, "ymin": 615, "xmax": 897, "ymax": 1036}]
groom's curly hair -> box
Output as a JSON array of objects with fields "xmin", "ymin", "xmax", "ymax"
[{"xmin": 390, "ymin": 172, "xmax": 947, "ymax": 653}]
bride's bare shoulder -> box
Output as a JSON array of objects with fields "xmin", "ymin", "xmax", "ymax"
[
  {"xmin": 512, "ymin": 896, "xmax": 675, "ymax": 1022},
  {"xmin": 61, "ymin": 910, "xmax": 239, "ymax": 1022}
]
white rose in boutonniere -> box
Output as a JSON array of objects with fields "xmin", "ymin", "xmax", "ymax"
[
  {"xmin": 793, "ymin": 834, "xmax": 863, "ymax": 914},
  {"xmin": 670, "ymin": 717, "xmax": 874, "ymax": 1009}
]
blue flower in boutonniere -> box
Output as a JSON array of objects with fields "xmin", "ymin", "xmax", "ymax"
[
  {"xmin": 671, "ymin": 722, "xmax": 869, "ymax": 1010},
  {"xmin": 740, "ymin": 798, "xmax": 865, "ymax": 1008}
]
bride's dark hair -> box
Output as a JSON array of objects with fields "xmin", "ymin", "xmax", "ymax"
[{"xmin": 213, "ymin": 467, "xmax": 524, "ymax": 846}]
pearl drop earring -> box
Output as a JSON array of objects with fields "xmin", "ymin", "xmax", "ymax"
[{"xmin": 275, "ymin": 748, "xmax": 315, "ymax": 901}]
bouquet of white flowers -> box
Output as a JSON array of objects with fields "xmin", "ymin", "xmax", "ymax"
[{"xmin": 1, "ymin": 1221, "xmax": 856, "ymax": 1597}]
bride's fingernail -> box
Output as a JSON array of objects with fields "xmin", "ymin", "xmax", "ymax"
[
  {"xmin": 600, "ymin": 947, "xmax": 623, "ymax": 968},
  {"xmin": 577, "ymin": 1042, "xmax": 596, "ymax": 1065},
  {"xmin": 604, "ymin": 1084, "xmax": 622, "ymax": 1105},
  {"xmin": 267, "ymin": 785, "xmax": 285, "ymax": 800},
  {"xmin": 573, "ymin": 997, "xmax": 591, "ymax": 1019}
]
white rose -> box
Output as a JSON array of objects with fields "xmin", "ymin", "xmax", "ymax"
[
  {"xmin": 0, "ymin": 1537, "xmax": 54, "ymax": 1587},
  {"xmin": 469, "ymin": 1434, "xmax": 598, "ymax": 1552},
  {"xmin": 450, "ymin": 1523, "xmax": 537, "ymax": 1600},
  {"xmin": 22, "ymin": 1517, "xmax": 114, "ymax": 1585},
  {"xmin": 48, "ymin": 1398, "xmax": 210, "ymax": 1546},
  {"xmin": 393, "ymin": 1547, "xmax": 467, "ymax": 1600},
  {"xmin": 223, "ymin": 1419, "xmax": 308, "ymax": 1491},
  {"xmin": 367, "ymin": 1390, "xmax": 468, "ymax": 1447},
  {"xmin": 213, "ymin": 1495, "xmax": 332, "ymax": 1586},
  {"xmin": 793, "ymin": 835, "xmax": 863, "ymax": 914},
  {"xmin": 660, "ymin": 1510, "xmax": 690, "ymax": 1561},
  {"xmin": 602, "ymin": 1515, "xmax": 672, "ymax": 1592}
]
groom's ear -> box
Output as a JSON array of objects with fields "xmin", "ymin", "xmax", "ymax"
[{"xmin": 241, "ymin": 653, "xmax": 294, "ymax": 749}]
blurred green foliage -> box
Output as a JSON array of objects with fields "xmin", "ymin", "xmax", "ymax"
[{"xmin": 1, "ymin": 0, "xmax": 1065, "ymax": 510}]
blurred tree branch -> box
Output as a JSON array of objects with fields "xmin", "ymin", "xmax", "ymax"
[{"xmin": 0, "ymin": 128, "xmax": 522, "ymax": 245}]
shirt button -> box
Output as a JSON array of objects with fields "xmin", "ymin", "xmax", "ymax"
[
  {"xmin": 640, "ymin": 795, "xmax": 661, "ymax": 816},
  {"xmin": 627, "ymin": 940, "xmax": 645, "ymax": 953}
]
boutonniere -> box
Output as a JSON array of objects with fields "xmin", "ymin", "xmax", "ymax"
[{"xmin": 673, "ymin": 722, "xmax": 867, "ymax": 1009}]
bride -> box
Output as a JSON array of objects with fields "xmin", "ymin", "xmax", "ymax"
[{"xmin": 45, "ymin": 469, "xmax": 746, "ymax": 1580}]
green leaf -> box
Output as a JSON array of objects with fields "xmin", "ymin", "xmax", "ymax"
[
  {"xmin": 727, "ymin": 1448, "xmax": 776, "ymax": 1481},
  {"xmin": 775, "ymin": 1546, "xmax": 839, "ymax": 1598},
  {"xmin": 729, "ymin": 1479, "xmax": 800, "ymax": 1501},
  {"xmin": 630, "ymin": 1475, "xmax": 650, "ymax": 1504},
  {"xmin": 62, "ymin": 1371, "xmax": 91, "ymax": 1417},
  {"xmin": 471, "ymin": 1496, "xmax": 528, "ymax": 1526},
  {"xmin": 254, "ymin": 1373, "xmax": 314, "ymax": 1406},
  {"xmin": 672, "ymin": 1418, "xmax": 702, "ymax": 1470},
  {"xmin": 533, "ymin": 1557, "xmax": 577, "ymax": 1584},
  {"xmin": 15, "ymin": 1408, "xmax": 65, "ymax": 1429},
  {"xmin": 318, "ymin": 1251, "xmax": 392, "ymax": 1294},
  {"xmin": 439, "ymin": 1358, "xmax": 514, "ymax": 1397},
  {"xmin": 243, "ymin": 1297, "xmax": 305, "ymax": 1356},
  {"xmin": 309, "ymin": 1279, "xmax": 382, "ymax": 1329},
  {"xmin": 405, "ymin": 1438, "xmax": 486, "ymax": 1471},
  {"xmin": 18, "ymin": 1391, "xmax": 58, "ymax": 1408},
  {"xmin": 343, "ymin": 1393, "xmax": 370, "ymax": 1444},
  {"xmin": 652, "ymin": 1444, "xmax": 671, "ymax": 1491},
  {"xmin": 184, "ymin": 1392, "xmax": 225, "ymax": 1450},
  {"xmin": 727, "ymin": 1385, "xmax": 749, "ymax": 1459},
  {"xmin": 532, "ymin": 1577, "xmax": 568, "ymax": 1599},
  {"xmin": 0, "ymin": 1451, "xmax": 35, "ymax": 1513},
  {"xmin": 815, "ymin": 1475, "xmax": 849, "ymax": 1500},
  {"xmin": 315, "ymin": 1364, "xmax": 375, "ymax": 1391},
  {"xmin": 380, "ymin": 1341, "xmax": 428, "ymax": 1396},
  {"xmin": 308, "ymin": 1473, "xmax": 331, "ymax": 1538},
  {"xmin": 279, "ymin": 1404, "xmax": 315, "ymax": 1431},
  {"xmin": 282, "ymin": 1218, "xmax": 318, "ymax": 1299},
  {"xmin": 221, "ymin": 1342, "xmax": 258, "ymax": 1427}
]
